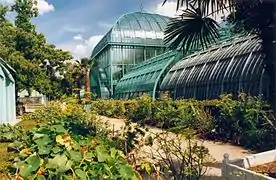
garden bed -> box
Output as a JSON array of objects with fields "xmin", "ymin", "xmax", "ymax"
[
  {"xmin": 250, "ymin": 161, "xmax": 276, "ymax": 178},
  {"xmin": 222, "ymin": 150, "xmax": 276, "ymax": 180}
]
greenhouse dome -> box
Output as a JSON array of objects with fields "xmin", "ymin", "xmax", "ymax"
[
  {"xmin": 90, "ymin": 12, "xmax": 171, "ymax": 98},
  {"xmin": 0, "ymin": 57, "xmax": 16, "ymax": 124}
]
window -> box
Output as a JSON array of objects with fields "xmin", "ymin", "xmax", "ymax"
[{"xmin": 135, "ymin": 48, "xmax": 144, "ymax": 64}]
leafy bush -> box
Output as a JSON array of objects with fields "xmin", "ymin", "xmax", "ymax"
[
  {"xmin": 91, "ymin": 99, "xmax": 136, "ymax": 120},
  {"xmin": 23, "ymin": 102, "xmax": 108, "ymax": 137},
  {"xmin": 9, "ymin": 122, "xmax": 137, "ymax": 179},
  {"xmin": 7, "ymin": 103, "xmax": 139, "ymax": 179},
  {"xmin": 210, "ymin": 93, "xmax": 275, "ymax": 151},
  {"xmin": 0, "ymin": 124, "xmax": 25, "ymax": 142},
  {"xmin": 92, "ymin": 93, "xmax": 276, "ymax": 151},
  {"xmin": 149, "ymin": 129, "xmax": 214, "ymax": 179}
]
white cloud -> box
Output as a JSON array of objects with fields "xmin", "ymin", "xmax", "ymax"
[
  {"xmin": 151, "ymin": 1, "xmax": 228, "ymax": 21},
  {"xmin": 0, "ymin": 0, "xmax": 54, "ymax": 15},
  {"xmin": 58, "ymin": 35, "xmax": 104, "ymax": 59},
  {"xmin": 73, "ymin": 34, "xmax": 83, "ymax": 41},
  {"xmin": 35, "ymin": 0, "xmax": 54, "ymax": 15},
  {"xmin": 152, "ymin": 1, "xmax": 179, "ymax": 17},
  {"xmin": 0, "ymin": 0, "xmax": 13, "ymax": 4}
]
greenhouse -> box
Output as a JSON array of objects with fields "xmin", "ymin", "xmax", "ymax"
[
  {"xmin": 91, "ymin": 11, "xmax": 268, "ymax": 100},
  {"xmin": 115, "ymin": 51, "xmax": 182, "ymax": 99},
  {"xmin": 90, "ymin": 12, "xmax": 170, "ymax": 98},
  {"xmin": 0, "ymin": 57, "xmax": 16, "ymax": 124},
  {"xmin": 160, "ymin": 35, "xmax": 268, "ymax": 99}
]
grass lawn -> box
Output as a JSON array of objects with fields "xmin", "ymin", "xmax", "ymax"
[{"xmin": 0, "ymin": 118, "xmax": 38, "ymax": 178}]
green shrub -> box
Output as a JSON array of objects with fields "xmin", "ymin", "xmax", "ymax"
[
  {"xmin": 150, "ymin": 129, "xmax": 214, "ymax": 179},
  {"xmin": 8, "ymin": 103, "xmax": 138, "ymax": 179},
  {"xmin": 0, "ymin": 124, "xmax": 25, "ymax": 143},
  {"xmin": 9, "ymin": 122, "xmax": 137, "ymax": 179},
  {"xmin": 209, "ymin": 93, "xmax": 275, "ymax": 150},
  {"xmin": 91, "ymin": 93, "xmax": 276, "ymax": 151}
]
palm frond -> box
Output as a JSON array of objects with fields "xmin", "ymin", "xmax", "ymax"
[
  {"xmin": 163, "ymin": 0, "xmax": 236, "ymax": 16},
  {"xmin": 164, "ymin": 5, "xmax": 220, "ymax": 55}
]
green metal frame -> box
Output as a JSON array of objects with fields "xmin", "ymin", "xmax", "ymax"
[{"xmin": 115, "ymin": 51, "xmax": 182, "ymax": 99}]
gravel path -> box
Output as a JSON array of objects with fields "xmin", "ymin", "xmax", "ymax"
[{"xmin": 100, "ymin": 116, "xmax": 252, "ymax": 179}]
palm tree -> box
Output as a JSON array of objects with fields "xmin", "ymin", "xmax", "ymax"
[{"xmin": 163, "ymin": 0, "xmax": 276, "ymax": 112}]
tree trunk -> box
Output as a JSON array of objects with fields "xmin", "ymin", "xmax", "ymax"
[{"xmin": 85, "ymin": 68, "xmax": 91, "ymax": 99}]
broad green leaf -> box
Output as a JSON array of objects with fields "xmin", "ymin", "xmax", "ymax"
[
  {"xmin": 19, "ymin": 164, "xmax": 33, "ymax": 178},
  {"xmin": 117, "ymin": 150, "xmax": 125, "ymax": 158},
  {"xmin": 63, "ymin": 160, "xmax": 73, "ymax": 173},
  {"xmin": 68, "ymin": 150, "xmax": 82, "ymax": 162},
  {"xmin": 38, "ymin": 145, "xmax": 52, "ymax": 155},
  {"xmin": 75, "ymin": 169, "xmax": 87, "ymax": 180},
  {"xmin": 110, "ymin": 148, "xmax": 117, "ymax": 159},
  {"xmin": 96, "ymin": 146, "xmax": 109, "ymax": 162},
  {"xmin": 73, "ymin": 142, "xmax": 80, "ymax": 150},
  {"xmin": 47, "ymin": 154, "xmax": 72, "ymax": 172},
  {"xmin": 35, "ymin": 135, "xmax": 52, "ymax": 146},
  {"xmin": 33, "ymin": 133, "xmax": 45, "ymax": 140},
  {"xmin": 52, "ymin": 146, "xmax": 63, "ymax": 154},
  {"xmin": 52, "ymin": 125, "xmax": 67, "ymax": 133},
  {"xmin": 84, "ymin": 152, "xmax": 93, "ymax": 160},
  {"xmin": 26, "ymin": 155, "xmax": 40, "ymax": 171},
  {"xmin": 119, "ymin": 165, "xmax": 136, "ymax": 179},
  {"xmin": 13, "ymin": 161, "xmax": 24, "ymax": 169}
]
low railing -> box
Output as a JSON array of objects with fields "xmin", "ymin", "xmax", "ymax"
[{"xmin": 221, "ymin": 150, "xmax": 276, "ymax": 180}]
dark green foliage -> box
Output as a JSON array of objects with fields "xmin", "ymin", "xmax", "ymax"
[
  {"xmin": 164, "ymin": 5, "xmax": 220, "ymax": 54},
  {"xmin": 92, "ymin": 94, "xmax": 275, "ymax": 151}
]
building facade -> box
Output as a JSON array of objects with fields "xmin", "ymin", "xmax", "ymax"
[{"xmin": 90, "ymin": 12, "xmax": 171, "ymax": 98}]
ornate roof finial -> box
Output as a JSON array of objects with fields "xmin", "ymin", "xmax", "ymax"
[{"xmin": 140, "ymin": 4, "xmax": 144, "ymax": 12}]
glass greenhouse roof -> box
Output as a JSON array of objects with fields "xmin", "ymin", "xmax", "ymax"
[
  {"xmin": 115, "ymin": 51, "xmax": 180, "ymax": 98},
  {"xmin": 160, "ymin": 35, "xmax": 265, "ymax": 99},
  {"xmin": 92, "ymin": 12, "xmax": 171, "ymax": 58}
]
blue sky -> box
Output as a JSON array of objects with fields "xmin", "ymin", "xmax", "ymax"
[
  {"xmin": 1, "ymin": 0, "xmax": 226, "ymax": 59},
  {"xmin": 25, "ymin": 0, "xmax": 178, "ymax": 59}
]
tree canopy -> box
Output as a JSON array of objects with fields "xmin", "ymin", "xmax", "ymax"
[{"xmin": 0, "ymin": 0, "xmax": 80, "ymax": 100}]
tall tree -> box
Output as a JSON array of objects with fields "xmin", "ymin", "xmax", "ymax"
[
  {"xmin": 163, "ymin": 0, "xmax": 276, "ymax": 112},
  {"xmin": 0, "ymin": 0, "xmax": 72, "ymax": 100}
]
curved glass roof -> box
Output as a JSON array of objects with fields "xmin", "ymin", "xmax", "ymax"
[
  {"xmin": 92, "ymin": 12, "xmax": 170, "ymax": 58},
  {"xmin": 0, "ymin": 57, "xmax": 15, "ymax": 83},
  {"xmin": 160, "ymin": 35, "xmax": 268, "ymax": 99},
  {"xmin": 115, "ymin": 51, "xmax": 180, "ymax": 99}
]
